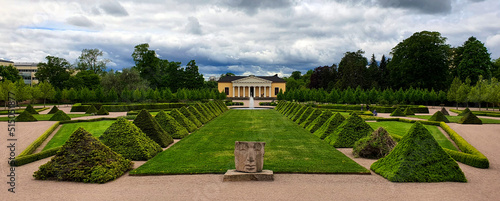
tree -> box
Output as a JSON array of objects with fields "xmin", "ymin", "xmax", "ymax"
[
  {"xmin": 468, "ymin": 76, "xmax": 488, "ymax": 110},
  {"xmin": 291, "ymin": 71, "xmax": 302, "ymax": 80},
  {"xmin": 220, "ymin": 72, "xmax": 235, "ymax": 77},
  {"xmin": 73, "ymin": 70, "xmax": 101, "ymax": 89},
  {"xmin": 379, "ymin": 55, "xmax": 390, "ymax": 89},
  {"xmin": 388, "ymin": 31, "xmax": 450, "ymax": 90},
  {"xmin": 76, "ymin": 48, "xmax": 109, "ymax": 74},
  {"xmin": 0, "ymin": 80, "xmax": 15, "ymax": 109},
  {"xmin": 37, "ymin": 81, "xmax": 56, "ymax": 107},
  {"xmin": 457, "ymin": 78, "xmax": 471, "ymax": 107},
  {"xmin": 492, "ymin": 57, "xmax": 500, "ymax": 79},
  {"xmin": 14, "ymin": 80, "xmax": 31, "ymax": 105},
  {"xmin": 366, "ymin": 54, "xmax": 380, "ymax": 88},
  {"xmin": 29, "ymin": 86, "xmax": 42, "ymax": 104},
  {"xmin": 456, "ymin": 37, "xmax": 492, "ymax": 85},
  {"xmin": 447, "ymin": 77, "xmax": 462, "ymax": 109},
  {"xmin": 338, "ymin": 50, "xmax": 368, "ymax": 89},
  {"xmin": 132, "ymin": 43, "xmax": 162, "ymax": 88},
  {"xmin": 35, "ymin": 56, "xmax": 72, "ymax": 89},
  {"xmin": 101, "ymin": 68, "xmax": 149, "ymax": 92},
  {"xmin": 183, "ymin": 60, "xmax": 204, "ymax": 89},
  {"xmin": 0, "ymin": 65, "xmax": 22, "ymax": 82},
  {"xmin": 309, "ymin": 65, "xmax": 337, "ymax": 90}
]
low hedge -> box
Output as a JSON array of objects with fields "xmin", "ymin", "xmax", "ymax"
[
  {"xmin": 317, "ymin": 104, "xmax": 429, "ymax": 114},
  {"xmin": 226, "ymin": 102, "xmax": 244, "ymax": 106},
  {"xmin": 450, "ymin": 109, "xmax": 500, "ymax": 118},
  {"xmin": 440, "ymin": 122, "xmax": 489, "ymax": 168},
  {"xmin": 59, "ymin": 117, "xmax": 118, "ymax": 124},
  {"xmin": 259, "ymin": 102, "xmax": 277, "ymax": 106},
  {"xmin": 71, "ymin": 103, "xmax": 188, "ymax": 112},
  {"xmin": 19, "ymin": 122, "xmax": 60, "ymax": 156},
  {"xmin": 10, "ymin": 147, "xmax": 61, "ymax": 167},
  {"xmin": 375, "ymin": 117, "xmax": 442, "ymax": 126}
]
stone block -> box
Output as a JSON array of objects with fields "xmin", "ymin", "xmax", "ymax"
[{"xmin": 223, "ymin": 169, "xmax": 274, "ymax": 181}]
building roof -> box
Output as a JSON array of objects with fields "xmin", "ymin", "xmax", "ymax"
[
  {"xmin": 0, "ymin": 59, "xmax": 14, "ymax": 63},
  {"xmin": 218, "ymin": 75, "xmax": 286, "ymax": 83}
]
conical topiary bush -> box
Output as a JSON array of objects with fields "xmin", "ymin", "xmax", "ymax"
[
  {"xmin": 188, "ymin": 106, "xmax": 208, "ymax": 124},
  {"xmin": 353, "ymin": 127, "xmax": 397, "ymax": 159},
  {"xmin": 25, "ymin": 104, "xmax": 39, "ymax": 114},
  {"xmin": 324, "ymin": 113, "xmax": 374, "ymax": 148},
  {"xmin": 403, "ymin": 107, "xmax": 415, "ymax": 115},
  {"xmin": 195, "ymin": 103, "xmax": 213, "ymax": 120},
  {"xmin": 313, "ymin": 113, "xmax": 345, "ymax": 140},
  {"xmin": 291, "ymin": 105, "xmax": 307, "ymax": 122},
  {"xmin": 390, "ymin": 108, "xmax": 406, "ymax": 116},
  {"xmin": 133, "ymin": 109, "xmax": 173, "ymax": 147},
  {"xmin": 85, "ymin": 105, "xmax": 98, "ymax": 114},
  {"xmin": 458, "ymin": 111, "xmax": 482, "ymax": 124},
  {"xmin": 289, "ymin": 104, "xmax": 304, "ymax": 119},
  {"xmin": 296, "ymin": 107, "xmax": 314, "ymax": 125},
  {"xmin": 49, "ymin": 110, "xmax": 71, "ymax": 121},
  {"xmin": 15, "ymin": 110, "xmax": 37, "ymax": 122},
  {"xmin": 306, "ymin": 110, "xmax": 333, "ymax": 133},
  {"xmin": 200, "ymin": 103, "xmax": 216, "ymax": 119},
  {"xmin": 429, "ymin": 111, "xmax": 450, "ymax": 123},
  {"xmin": 155, "ymin": 110, "xmax": 189, "ymax": 139},
  {"xmin": 47, "ymin": 106, "xmax": 59, "ymax": 114},
  {"xmin": 299, "ymin": 108, "xmax": 323, "ymax": 128},
  {"xmin": 284, "ymin": 103, "xmax": 298, "ymax": 117},
  {"xmin": 170, "ymin": 108, "xmax": 197, "ymax": 133},
  {"xmin": 440, "ymin": 107, "xmax": 450, "ymax": 116},
  {"xmin": 180, "ymin": 106, "xmax": 202, "ymax": 128},
  {"xmin": 100, "ymin": 118, "xmax": 162, "ymax": 160},
  {"xmin": 458, "ymin": 108, "xmax": 471, "ymax": 116},
  {"xmin": 33, "ymin": 127, "xmax": 133, "ymax": 183},
  {"xmin": 370, "ymin": 122, "xmax": 467, "ymax": 182},
  {"xmin": 96, "ymin": 106, "xmax": 109, "ymax": 115}
]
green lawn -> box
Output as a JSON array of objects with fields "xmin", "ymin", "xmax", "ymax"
[
  {"xmin": 408, "ymin": 115, "xmax": 500, "ymax": 124},
  {"xmin": 367, "ymin": 121, "xmax": 458, "ymax": 151},
  {"xmin": 42, "ymin": 120, "xmax": 116, "ymax": 150},
  {"xmin": 0, "ymin": 113, "xmax": 91, "ymax": 121},
  {"xmin": 130, "ymin": 109, "xmax": 369, "ymax": 175}
]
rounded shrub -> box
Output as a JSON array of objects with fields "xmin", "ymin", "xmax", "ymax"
[
  {"xmin": 133, "ymin": 109, "xmax": 173, "ymax": 147},
  {"xmin": 15, "ymin": 111, "xmax": 37, "ymax": 122},
  {"xmin": 49, "ymin": 110, "xmax": 71, "ymax": 121},
  {"xmin": 353, "ymin": 127, "xmax": 396, "ymax": 159},
  {"xmin": 100, "ymin": 118, "xmax": 162, "ymax": 160},
  {"xmin": 33, "ymin": 127, "xmax": 133, "ymax": 183},
  {"xmin": 155, "ymin": 110, "xmax": 189, "ymax": 139}
]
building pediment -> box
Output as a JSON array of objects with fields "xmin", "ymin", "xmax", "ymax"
[{"xmin": 232, "ymin": 75, "xmax": 272, "ymax": 84}]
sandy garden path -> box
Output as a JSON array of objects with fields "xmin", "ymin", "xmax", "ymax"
[{"xmin": 2, "ymin": 106, "xmax": 500, "ymax": 200}]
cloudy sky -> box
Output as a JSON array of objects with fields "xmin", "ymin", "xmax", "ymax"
[{"xmin": 1, "ymin": 0, "xmax": 499, "ymax": 79}]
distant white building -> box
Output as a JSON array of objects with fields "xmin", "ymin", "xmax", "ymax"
[{"xmin": 0, "ymin": 59, "xmax": 39, "ymax": 86}]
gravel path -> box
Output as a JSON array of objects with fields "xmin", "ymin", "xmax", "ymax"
[{"xmin": 2, "ymin": 106, "xmax": 500, "ymax": 200}]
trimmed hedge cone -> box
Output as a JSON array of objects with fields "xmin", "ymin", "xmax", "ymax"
[
  {"xmin": 96, "ymin": 106, "xmax": 109, "ymax": 115},
  {"xmin": 458, "ymin": 108, "xmax": 471, "ymax": 116},
  {"xmin": 16, "ymin": 111, "xmax": 38, "ymax": 122},
  {"xmin": 133, "ymin": 109, "xmax": 173, "ymax": 147},
  {"xmin": 370, "ymin": 122, "xmax": 467, "ymax": 182},
  {"xmin": 49, "ymin": 110, "xmax": 71, "ymax": 121},
  {"xmin": 458, "ymin": 111, "xmax": 482, "ymax": 124},
  {"xmin": 306, "ymin": 110, "xmax": 334, "ymax": 133},
  {"xmin": 429, "ymin": 111, "xmax": 450, "ymax": 123},
  {"xmin": 25, "ymin": 104, "xmax": 39, "ymax": 114},
  {"xmin": 155, "ymin": 110, "xmax": 189, "ymax": 139},
  {"xmin": 390, "ymin": 108, "xmax": 406, "ymax": 116},
  {"xmin": 47, "ymin": 106, "xmax": 59, "ymax": 114},
  {"xmin": 188, "ymin": 106, "xmax": 208, "ymax": 124},
  {"xmin": 313, "ymin": 112, "xmax": 345, "ymax": 140},
  {"xmin": 33, "ymin": 127, "xmax": 133, "ymax": 183},
  {"xmin": 180, "ymin": 106, "xmax": 202, "ymax": 128},
  {"xmin": 299, "ymin": 108, "xmax": 323, "ymax": 128},
  {"xmin": 324, "ymin": 113, "xmax": 374, "ymax": 148},
  {"xmin": 85, "ymin": 105, "xmax": 98, "ymax": 114},
  {"xmin": 353, "ymin": 127, "xmax": 396, "ymax": 159},
  {"xmin": 170, "ymin": 108, "xmax": 198, "ymax": 133},
  {"xmin": 100, "ymin": 118, "xmax": 162, "ymax": 160}
]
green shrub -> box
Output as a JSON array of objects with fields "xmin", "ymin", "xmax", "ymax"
[
  {"xmin": 299, "ymin": 108, "xmax": 323, "ymax": 128},
  {"xmin": 100, "ymin": 118, "xmax": 162, "ymax": 160},
  {"xmin": 96, "ymin": 106, "xmax": 109, "ymax": 115},
  {"xmin": 370, "ymin": 122, "xmax": 467, "ymax": 182},
  {"xmin": 279, "ymin": 102, "xmax": 292, "ymax": 114},
  {"xmin": 428, "ymin": 111, "xmax": 449, "ymax": 123},
  {"xmin": 458, "ymin": 108, "xmax": 471, "ymax": 116},
  {"xmin": 170, "ymin": 108, "xmax": 197, "ymax": 133},
  {"xmin": 458, "ymin": 111, "xmax": 482, "ymax": 124},
  {"xmin": 390, "ymin": 108, "xmax": 406, "ymax": 116},
  {"xmin": 70, "ymin": 103, "xmax": 90, "ymax": 112},
  {"xmin": 353, "ymin": 127, "xmax": 396, "ymax": 159},
  {"xmin": 195, "ymin": 103, "xmax": 213, "ymax": 120},
  {"xmin": 47, "ymin": 106, "xmax": 60, "ymax": 114},
  {"xmin": 33, "ymin": 127, "xmax": 133, "ymax": 183},
  {"xmin": 18, "ymin": 122, "xmax": 60, "ymax": 157},
  {"xmin": 313, "ymin": 113, "xmax": 345, "ymax": 140},
  {"xmin": 85, "ymin": 105, "xmax": 98, "ymax": 114},
  {"xmin": 200, "ymin": 103, "xmax": 216, "ymax": 119},
  {"xmin": 10, "ymin": 147, "xmax": 61, "ymax": 167},
  {"xmin": 15, "ymin": 111, "xmax": 37, "ymax": 122},
  {"xmin": 49, "ymin": 110, "xmax": 71, "ymax": 121},
  {"xmin": 440, "ymin": 107, "xmax": 450, "ymax": 115},
  {"xmin": 403, "ymin": 107, "xmax": 414, "ymax": 115},
  {"xmin": 324, "ymin": 113, "xmax": 374, "ymax": 148},
  {"xmin": 208, "ymin": 102, "xmax": 222, "ymax": 116},
  {"xmin": 180, "ymin": 106, "xmax": 202, "ymax": 128},
  {"xmin": 25, "ymin": 104, "xmax": 39, "ymax": 114},
  {"xmin": 188, "ymin": 106, "xmax": 208, "ymax": 124},
  {"xmin": 133, "ymin": 109, "xmax": 173, "ymax": 147},
  {"xmin": 287, "ymin": 104, "xmax": 302, "ymax": 119},
  {"xmin": 296, "ymin": 107, "xmax": 313, "ymax": 125},
  {"xmin": 284, "ymin": 103, "xmax": 298, "ymax": 117},
  {"xmin": 291, "ymin": 105, "xmax": 307, "ymax": 121},
  {"xmin": 305, "ymin": 110, "xmax": 333, "ymax": 133},
  {"xmin": 440, "ymin": 122, "xmax": 489, "ymax": 168},
  {"xmin": 155, "ymin": 110, "xmax": 189, "ymax": 139}
]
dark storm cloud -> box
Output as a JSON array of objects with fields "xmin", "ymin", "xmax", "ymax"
[
  {"xmin": 377, "ymin": 0, "xmax": 452, "ymax": 14},
  {"xmin": 222, "ymin": 0, "xmax": 295, "ymax": 15},
  {"xmin": 100, "ymin": 0, "xmax": 129, "ymax": 16}
]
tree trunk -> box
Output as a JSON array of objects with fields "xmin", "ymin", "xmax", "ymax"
[{"xmin": 456, "ymin": 102, "xmax": 458, "ymax": 110}]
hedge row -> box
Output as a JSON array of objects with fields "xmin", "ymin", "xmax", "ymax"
[
  {"xmin": 10, "ymin": 147, "xmax": 61, "ymax": 167},
  {"xmin": 225, "ymin": 102, "xmax": 244, "ymax": 106},
  {"xmin": 317, "ymin": 104, "xmax": 429, "ymax": 113},
  {"xmin": 259, "ymin": 102, "xmax": 278, "ymax": 106},
  {"xmin": 440, "ymin": 122, "xmax": 489, "ymax": 168},
  {"xmin": 18, "ymin": 122, "xmax": 60, "ymax": 156},
  {"xmin": 71, "ymin": 103, "xmax": 188, "ymax": 112},
  {"xmin": 450, "ymin": 109, "xmax": 500, "ymax": 117},
  {"xmin": 375, "ymin": 118, "xmax": 442, "ymax": 126},
  {"xmin": 59, "ymin": 117, "xmax": 118, "ymax": 124}
]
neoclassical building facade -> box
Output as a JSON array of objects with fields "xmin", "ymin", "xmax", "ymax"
[{"xmin": 217, "ymin": 75, "xmax": 286, "ymax": 99}]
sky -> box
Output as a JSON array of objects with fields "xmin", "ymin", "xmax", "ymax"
[{"xmin": 1, "ymin": 0, "xmax": 500, "ymax": 79}]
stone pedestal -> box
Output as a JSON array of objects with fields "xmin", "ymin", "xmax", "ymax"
[{"xmin": 223, "ymin": 169, "xmax": 274, "ymax": 181}]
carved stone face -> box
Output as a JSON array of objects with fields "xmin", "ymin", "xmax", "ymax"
[{"xmin": 234, "ymin": 141, "xmax": 265, "ymax": 173}]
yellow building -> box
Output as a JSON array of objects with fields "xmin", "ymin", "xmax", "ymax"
[{"xmin": 218, "ymin": 75, "xmax": 286, "ymax": 99}]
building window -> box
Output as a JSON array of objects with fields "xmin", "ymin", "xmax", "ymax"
[
  {"xmin": 275, "ymin": 87, "xmax": 279, "ymax": 95},
  {"xmin": 224, "ymin": 87, "xmax": 229, "ymax": 95}
]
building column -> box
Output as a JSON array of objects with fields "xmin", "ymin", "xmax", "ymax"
[
  {"xmin": 258, "ymin": 86, "xmax": 261, "ymax": 97},
  {"xmin": 248, "ymin": 86, "xmax": 251, "ymax": 97},
  {"xmin": 238, "ymin": 86, "xmax": 240, "ymax": 97},
  {"xmin": 264, "ymin": 87, "xmax": 266, "ymax": 97},
  {"xmin": 269, "ymin": 86, "xmax": 272, "ymax": 97},
  {"xmin": 232, "ymin": 86, "xmax": 235, "ymax": 98}
]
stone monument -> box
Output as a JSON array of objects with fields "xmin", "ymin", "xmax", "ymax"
[{"xmin": 223, "ymin": 141, "xmax": 274, "ymax": 181}]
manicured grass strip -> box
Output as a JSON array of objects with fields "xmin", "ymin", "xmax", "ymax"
[
  {"xmin": 408, "ymin": 115, "xmax": 500, "ymax": 124},
  {"xmin": 131, "ymin": 110, "xmax": 369, "ymax": 175},
  {"xmin": 42, "ymin": 120, "xmax": 116, "ymax": 150},
  {"xmin": 367, "ymin": 121, "xmax": 458, "ymax": 151},
  {"xmin": 0, "ymin": 113, "xmax": 91, "ymax": 121}
]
